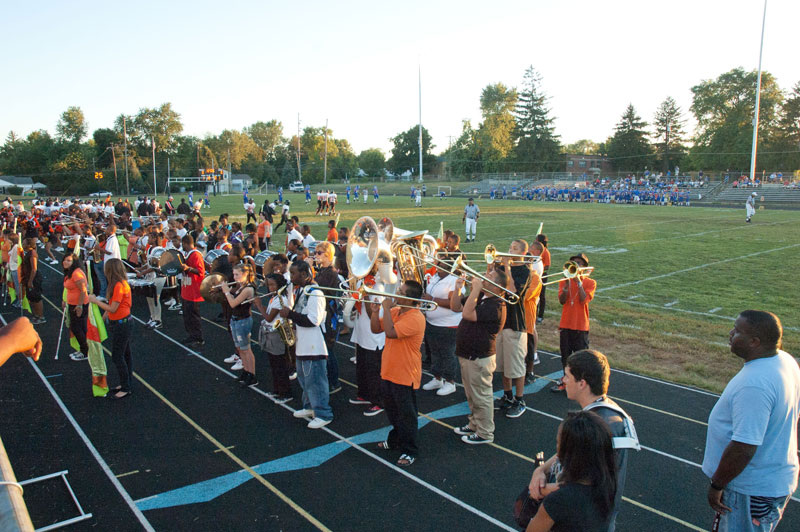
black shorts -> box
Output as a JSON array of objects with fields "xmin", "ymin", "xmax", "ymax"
[{"xmin": 26, "ymin": 273, "xmax": 43, "ymax": 303}]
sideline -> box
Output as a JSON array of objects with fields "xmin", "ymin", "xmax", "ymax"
[{"xmin": 0, "ymin": 313, "xmax": 156, "ymax": 532}]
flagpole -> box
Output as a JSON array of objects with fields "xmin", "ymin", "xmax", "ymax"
[
  {"xmin": 749, "ymin": 0, "xmax": 768, "ymax": 183},
  {"xmin": 418, "ymin": 64, "xmax": 423, "ymax": 184}
]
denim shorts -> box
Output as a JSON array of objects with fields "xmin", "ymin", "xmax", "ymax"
[{"xmin": 230, "ymin": 316, "xmax": 253, "ymax": 349}]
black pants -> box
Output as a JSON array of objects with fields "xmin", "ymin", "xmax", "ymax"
[
  {"xmin": 325, "ymin": 335, "xmax": 340, "ymax": 388},
  {"xmin": 356, "ymin": 345, "xmax": 383, "ymax": 407},
  {"xmin": 559, "ymin": 329, "xmax": 589, "ymax": 369},
  {"xmin": 537, "ymin": 283, "xmax": 547, "ymax": 320},
  {"xmin": 68, "ymin": 304, "xmax": 89, "ymax": 355},
  {"xmin": 109, "ymin": 318, "xmax": 133, "ymax": 392},
  {"xmin": 182, "ymin": 299, "xmax": 203, "ymax": 342},
  {"xmin": 268, "ymin": 349, "xmax": 292, "ymax": 398},
  {"xmin": 246, "ymin": 212, "xmax": 257, "ymax": 224},
  {"xmin": 381, "ymin": 380, "xmax": 418, "ymax": 457}
]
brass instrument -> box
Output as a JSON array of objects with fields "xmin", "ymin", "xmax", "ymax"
[
  {"xmin": 434, "ymin": 255, "xmax": 520, "ymax": 305},
  {"xmin": 273, "ymin": 285, "xmax": 295, "ymax": 346},
  {"xmin": 460, "ymin": 244, "xmax": 541, "ymax": 265},
  {"xmin": 303, "ymin": 284, "xmax": 438, "ymax": 312},
  {"xmin": 541, "ymin": 261, "xmax": 594, "ymax": 286}
]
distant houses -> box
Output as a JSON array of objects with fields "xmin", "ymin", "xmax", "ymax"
[{"xmin": 0, "ymin": 176, "xmax": 47, "ymax": 195}]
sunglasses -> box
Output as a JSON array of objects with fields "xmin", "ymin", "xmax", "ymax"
[{"xmin": 314, "ymin": 251, "xmax": 326, "ymax": 255}]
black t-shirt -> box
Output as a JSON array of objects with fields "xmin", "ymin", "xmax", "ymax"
[
  {"xmin": 500, "ymin": 264, "xmax": 529, "ymax": 331},
  {"xmin": 455, "ymin": 295, "xmax": 506, "ymax": 359},
  {"xmin": 543, "ymin": 483, "xmax": 609, "ymax": 532},
  {"xmin": 137, "ymin": 202, "xmax": 149, "ymax": 216}
]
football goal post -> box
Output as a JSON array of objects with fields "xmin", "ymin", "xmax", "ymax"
[{"xmin": 437, "ymin": 185, "xmax": 451, "ymax": 198}]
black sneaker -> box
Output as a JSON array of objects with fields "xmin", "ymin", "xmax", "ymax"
[
  {"xmin": 524, "ymin": 372, "xmax": 536, "ymax": 385},
  {"xmin": 494, "ymin": 396, "xmax": 513, "ymax": 411},
  {"xmin": 462, "ymin": 433, "xmax": 493, "ymax": 445},
  {"xmin": 505, "ymin": 399, "xmax": 526, "ymax": 418},
  {"xmin": 150, "ymin": 320, "xmax": 162, "ymax": 329},
  {"xmin": 453, "ymin": 424, "xmax": 474, "ymax": 436}
]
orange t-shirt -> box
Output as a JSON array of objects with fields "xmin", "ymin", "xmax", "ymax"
[
  {"xmin": 541, "ymin": 247, "xmax": 551, "ymax": 268},
  {"xmin": 377, "ymin": 307, "xmax": 426, "ymax": 388},
  {"xmin": 1, "ymin": 240, "xmax": 9, "ymax": 264},
  {"xmin": 558, "ymin": 277, "xmax": 596, "ymax": 331},
  {"xmin": 257, "ymin": 220, "xmax": 272, "ymax": 238},
  {"xmin": 524, "ymin": 272, "xmax": 542, "ymax": 334},
  {"xmin": 64, "ymin": 269, "xmax": 90, "ymax": 305},
  {"xmin": 108, "ymin": 281, "xmax": 132, "ymax": 320},
  {"xmin": 326, "ymin": 228, "xmax": 337, "ymax": 242}
]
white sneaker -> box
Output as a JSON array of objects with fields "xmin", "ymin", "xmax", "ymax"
[
  {"xmin": 224, "ymin": 354, "xmax": 240, "ymax": 364},
  {"xmin": 307, "ymin": 417, "xmax": 331, "ymax": 429},
  {"xmin": 293, "ymin": 409, "xmax": 314, "ymax": 419},
  {"xmin": 533, "ymin": 353, "xmax": 541, "ymax": 365},
  {"xmin": 436, "ymin": 381, "xmax": 457, "ymax": 396},
  {"xmin": 55, "ymin": 247, "xmax": 64, "ymax": 252},
  {"xmin": 231, "ymin": 360, "xmax": 243, "ymax": 371},
  {"xmin": 350, "ymin": 356, "xmax": 356, "ymax": 364},
  {"xmin": 163, "ymin": 298, "xmax": 176, "ymax": 307},
  {"xmin": 289, "ymin": 371, "xmax": 297, "ymax": 381},
  {"xmin": 422, "ymin": 377, "xmax": 443, "ymax": 391}
]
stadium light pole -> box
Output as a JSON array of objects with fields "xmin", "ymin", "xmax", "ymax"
[
  {"xmin": 418, "ymin": 64, "xmax": 423, "ymax": 184},
  {"xmin": 749, "ymin": 0, "xmax": 767, "ymax": 183}
]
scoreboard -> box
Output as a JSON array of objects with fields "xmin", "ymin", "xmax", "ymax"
[{"xmin": 199, "ymin": 168, "xmax": 225, "ymax": 181}]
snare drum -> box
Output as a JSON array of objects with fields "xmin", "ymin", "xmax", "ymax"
[
  {"xmin": 254, "ymin": 250, "xmax": 275, "ymax": 276},
  {"xmin": 158, "ymin": 249, "xmax": 184, "ymax": 277},
  {"xmin": 129, "ymin": 278, "xmax": 156, "ymax": 298},
  {"xmin": 205, "ymin": 248, "xmax": 229, "ymax": 274}
]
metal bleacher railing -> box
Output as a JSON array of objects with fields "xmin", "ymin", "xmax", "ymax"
[{"xmin": 0, "ymin": 436, "xmax": 34, "ymax": 532}]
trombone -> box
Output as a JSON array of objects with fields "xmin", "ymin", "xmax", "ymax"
[
  {"xmin": 540, "ymin": 261, "xmax": 595, "ymax": 286},
  {"xmin": 458, "ymin": 244, "xmax": 541, "ymax": 265},
  {"xmin": 434, "ymin": 254, "xmax": 520, "ymax": 304},
  {"xmin": 302, "ymin": 284, "xmax": 438, "ymax": 312}
]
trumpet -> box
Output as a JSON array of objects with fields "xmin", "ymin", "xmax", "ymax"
[
  {"xmin": 302, "ymin": 284, "xmax": 438, "ymax": 312},
  {"xmin": 541, "ymin": 261, "xmax": 595, "ymax": 286},
  {"xmin": 434, "ymin": 255, "xmax": 520, "ymax": 304}
]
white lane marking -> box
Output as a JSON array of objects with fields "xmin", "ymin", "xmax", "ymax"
[
  {"xmin": 598, "ymin": 244, "xmax": 800, "ymax": 293},
  {"xmin": 0, "ymin": 316, "xmax": 156, "ymax": 532}
]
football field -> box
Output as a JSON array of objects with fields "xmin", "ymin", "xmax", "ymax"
[{"xmin": 199, "ymin": 191, "xmax": 800, "ymax": 393}]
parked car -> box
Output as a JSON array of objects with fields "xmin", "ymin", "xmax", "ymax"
[
  {"xmin": 288, "ymin": 181, "xmax": 305, "ymax": 192},
  {"xmin": 89, "ymin": 191, "xmax": 113, "ymax": 197}
]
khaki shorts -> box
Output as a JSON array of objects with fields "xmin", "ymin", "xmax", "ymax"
[{"xmin": 495, "ymin": 329, "xmax": 527, "ymax": 379}]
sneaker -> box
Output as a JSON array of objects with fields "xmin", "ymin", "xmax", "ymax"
[
  {"xmin": 224, "ymin": 354, "xmax": 241, "ymax": 364},
  {"xmin": 150, "ymin": 320, "xmax": 162, "ymax": 329},
  {"xmin": 145, "ymin": 319, "xmax": 155, "ymax": 327},
  {"xmin": 462, "ymin": 433, "xmax": 493, "ymax": 444},
  {"xmin": 422, "ymin": 377, "xmax": 443, "ymax": 391},
  {"xmin": 293, "ymin": 409, "xmax": 314, "ymax": 418},
  {"xmin": 31, "ymin": 316, "xmax": 46, "ymax": 324},
  {"xmin": 550, "ymin": 380, "xmax": 566, "ymax": 393},
  {"xmin": 505, "ymin": 399, "xmax": 526, "ymax": 418},
  {"xmin": 533, "ymin": 354, "xmax": 541, "ymax": 365},
  {"xmin": 274, "ymin": 396, "xmax": 293, "ymax": 404},
  {"xmin": 494, "ymin": 396, "xmax": 513, "ymax": 411},
  {"xmin": 436, "ymin": 381, "xmax": 457, "ymax": 396},
  {"xmin": 289, "ymin": 371, "xmax": 297, "ymax": 381},
  {"xmin": 170, "ymin": 304, "xmax": 182, "ymax": 311},
  {"xmin": 349, "ymin": 355, "xmax": 356, "ymax": 364},
  {"xmin": 453, "ymin": 424, "xmax": 474, "ymax": 436},
  {"xmin": 55, "ymin": 247, "xmax": 64, "ymax": 252},
  {"xmin": 247, "ymin": 377, "xmax": 259, "ymax": 387},
  {"xmin": 349, "ymin": 396, "xmax": 370, "ymax": 405},
  {"xmin": 363, "ymin": 405, "xmax": 384, "ymax": 417},
  {"xmin": 163, "ymin": 298, "xmax": 176, "ymax": 307},
  {"xmin": 536, "ymin": 317, "xmax": 543, "ymax": 324},
  {"xmin": 307, "ymin": 417, "xmax": 331, "ymax": 429},
  {"xmin": 329, "ymin": 384, "xmax": 342, "ymax": 395},
  {"xmin": 69, "ymin": 352, "xmax": 87, "ymax": 361},
  {"xmin": 231, "ymin": 360, "xmax": 243, "ymax": 371},
  {"xmin": 524, "ymin": 372, "xmax": 536, "ymax": 385}
]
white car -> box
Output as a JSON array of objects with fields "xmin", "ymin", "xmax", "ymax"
[
  {"xmin": 89, "ymin": 191, "xmax": 113, "ymax": 197},
  {"xmin": 288, "ymin": 181, "xmax": 305, "ymax": 192}
]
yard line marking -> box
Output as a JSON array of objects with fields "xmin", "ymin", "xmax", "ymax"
[
  {"xmin": 708, "ymin": 307, "xmax": 722, "ymax": 313},
  {"xmin": 611, "ymin": 322, "xmax": 642, "ymax": 330},
  {"xmin": 45, "ymin": 373, "xmax": 62, "ymax": 379},
  {"xmin": 664, "ymin": 300, "xmax": 679, "ymax": 307},
  {"xmin": 0, "ymin": 312, "xmax": 157, "ymax": 532},
  {"xmin": 213, "ymin": 446, "xmax": 235, "ymax": 453},
  {"xmin": 116, "ymin": 470, "xmax": 140, "ymax": 478},
  {"xmin": 627, "ymin": 294, "xmax": 643, "ymax": 300},
  {"xmin": 598, "ymin": 243, "xmax": 800, "ymax": 293}
]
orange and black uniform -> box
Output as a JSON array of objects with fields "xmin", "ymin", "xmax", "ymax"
[
  {"xmin": 108, "ymin": 280, "xmax": 134, "ymax": 392},
  {"xmin": 64, "ymin": 266, "xmax": 90, "ymax": 356},
  {"xmin": 537, "ymin": 246, "xmax": 551, "ymax": 321},
  {"xmin": 557, "ymin": 276, "xmax": 596, "ymax": 368}
]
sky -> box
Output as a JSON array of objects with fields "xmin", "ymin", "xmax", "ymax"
[{"xmin": 3, "ymin": 0, "xmax": 799, "ymax": 156}]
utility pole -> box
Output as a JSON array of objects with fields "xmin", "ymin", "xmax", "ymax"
[
  {"xmin": 123, "ymin": 117, "xmax": 130, "ymax": 195},
  {"xmin": 151, "ymin": 136, "xmax": 157, "ymax": 198},
  {"xmin": 296, "ymin": 114, "xmax": 302, "ymax": 181},
  {"xmin": 227, "ymin": 147, "xmax": 232, "ymax": 194},
  {"xmin": 665, "ymin": 122, "xmax": 670, "ymax": 175},
  {"xmin": 111, "ymin": 145, "xmax": 119, "ymax": 194},
  {"xmin": 447, "ymin": 135, "xmax": 455, "ymax": 180},
  {"xmin": 323, "ymin": 118, "xmax": 328, "ymax": 185}
]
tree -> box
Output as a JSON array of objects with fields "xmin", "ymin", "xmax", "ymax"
[
  {"xmin": 606, "ymin": 104, "xmax": 652, "ymax": 171},
  {"xmin": 386, "ymin": 125, "xmax": 436, "ymax": 177},
  {"xmin": 476, "ymin": 83, "xmax": 517, "ymax": 171},
  {"xmin": 243, "ymin": 120, "xmax": 283, "ymax": 160},
  {"xmin": 92, "ymin": 128, "xmax": 121, "ymax": 168},
  {"xmin": 358, "ymin": 148, "xmax": 386, "ymax": 177},
  {"xmin": 564, "ymin": 139, "xmax": 602, "ymax": 155},
  {"xmin": 770, "ymin": 81, "xmax": 800, "ymax": 171},
  {"xmin": 443, "ymin": 119, "xmax": 482, "ymax": 178},
  {"xmin": 513, "ymin": 67, "xmax": 561, "ymax": 172},
  {"xmin": 56, "ymin": 106, "xmax": 88, "ymax": 144},
  {"xmin": 132, "ymin": 103, "xmax": 184, "ymax": 153},
  {"xmin": 205, "ymin": 130, "xmax": 261, "ymax": 172},
  {"xmin": 652, "ymin": 97, "xmax": 687, "ymax": 173},
  {"xmin": 689, "ymin": 67, "xmax": 782, "ymax": 171}
]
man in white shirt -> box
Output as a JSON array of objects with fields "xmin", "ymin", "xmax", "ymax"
[
  {"xmin": 286, "ymin": 220, "xmax": 303, "ymax": 248},
  {"xmin": 745, "ymin": 192, "xmax": 757, "ymax": 223},
  {"xmin": 301, "ymin": 225, "xmax": 315, "ymax": 250}
]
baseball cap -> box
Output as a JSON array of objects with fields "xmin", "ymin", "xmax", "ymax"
[{"xmin": 752, "ymin": 192, "xmax": 758, "ymax": 196}]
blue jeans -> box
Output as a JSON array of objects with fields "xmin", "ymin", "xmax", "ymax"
[
  {"xmin": 425, "ymin": 323, "xmax": 458, "ymax": 382},
  {"xmin": 10, "ymin": 270, "xmax": 21, "ymax": 299},
  {"xmin": 296, "ymin": 358, "xmax": 332, "ymax": 421},
  {"xmin": 230, "ymin": 316, "xmax": 253, "ymax": 350},
  {"xmin": 94, "ymin": 261, "xmax": 108, "ymax": 297},
  {"xmin": 716, "ymin": 487, "xmax": 790, "ymax": 532}
]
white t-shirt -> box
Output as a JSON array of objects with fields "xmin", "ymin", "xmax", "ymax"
[
  {"xmin": 176, "ymin": 227, "xmax": 187, "ymax": 238},
  {"xmin": 266, "ymin": 294, "xmax": 289, "ymax": 327},
  {"xmin": 302, "ymin": 234, "xmax": 315, "ymax": 249},
  {"xmin": 8, "ymin": 245, "xmax": 20, "ymax": 271},
  {"xmin": 351, "ymin": 293, "xmax": 386, "ymax": 350},
  {"xmin": 424, "ymin": 274, "xmax": 462, "ymax": 327},
  {"xmin": 104, "ymin": 233, "xmax": 121, "ymax": 263},
  {"xmin": 246, "ymin": 202, "xmax": 255, "ymax": 214},
  {"xmin": 287, "ymin": 228, "xmax": 303, "ymax": 244}
]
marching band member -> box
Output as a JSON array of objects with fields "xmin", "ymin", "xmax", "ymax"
[
  {"xmin": 7, "ymin": 233, "xmax": 21, "ymax": 308},
  {"xmin": 450, "ymin": 270, "xmax": 507, "ymax": 444},
  {"xmin": 421, "ymin": 253, "xmax": 462, "ymax": 397},
  {"xmin": 282, "ymin": 260, "xmax": 332, "ymax": 429},
  {"xmin": 20, "ymin": 238, "xmax": 45, "ymax": 323},
  {"xmin": 261, "ymin": 273, "xmax": 293, "ymax": 403},
  {"xmin": 179, "ymin": 234, "xmax": 205, "ymax": 348},
  {"xmin": 350, "ymin": 273, "xmax": 386, "ymax": 415},
  {"xmin": 221, "ymin": 263, "xmax": 258, "ymax": 386},
  {"xmin": 535, "ymin": 234, "xmax": 550, "ymax": 324},
  {"xmin": 493, "ymin": 240, "xmax": 532, "ymax": 419},
  {"xmin": 256, "ymin": 211, "xmax": 272, "ymax": 251},
  {"xmin": 89, "ymin": 259, "xmax": 133, "ymax": 400},
  {"xmin": 551, "ymin": 253, "xmax": 596, "ymax": 393},
  {"xmin": 313, "ymin": 241, "xmax": 341, "ymax": 394},
  {"xmin": 61, "ymin": 254, "xmax": 89, "ymax": 360},
  {"xmin": 370, "ymin": 280, "xmax": 426, "ymax": 466}
]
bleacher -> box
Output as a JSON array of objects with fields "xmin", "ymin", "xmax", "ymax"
[{"xmin": 713, "ymin": 184, "xmax": 800, "ymax": 207}]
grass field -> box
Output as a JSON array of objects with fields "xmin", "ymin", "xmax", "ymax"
[{"xmin": 84, "ymin": 191, "xmax": 800, "ymax": 392}]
